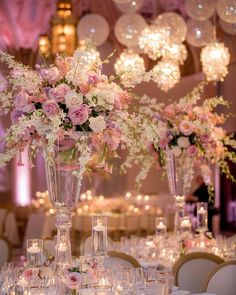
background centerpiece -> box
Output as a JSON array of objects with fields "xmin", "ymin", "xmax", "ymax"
[
  {"xmin": 129, "ymin": 82, "xmax": 236, "ymax": 233},
  {"xmin": 0, "ymin": 43, "xmax": 142, "ymax": 271}
]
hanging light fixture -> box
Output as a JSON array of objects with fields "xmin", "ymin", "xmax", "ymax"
[
  {"xmin": 38, "ymin": 0, "xmax": 77, "ymax": 57},
  {"xmin": 150, "ymin": 60, "xmax": 180, "ymax": 92},
  {"xmin": 161, "ymin": 43, "xmax": 188, "ymax": 65},
  {"xmin": 51, "ymin": 0, "xmax": 77, "ymax": 56},
  {"xmin": 138, "ymin": 26, "xmax": 170, "ymax": 60},
  {"xmin": 201, "ymin": 42, "xmax": 230, "ymax": 81},
  {"xmin": 114, "ymin": 49, "xmax": 146, "ymax": 88},
  {"xmin": 38, "ymin": 35, "xmax": 50, "ymax": 56}
]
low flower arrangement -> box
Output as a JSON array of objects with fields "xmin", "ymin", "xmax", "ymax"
[
  {"xmin": 128, "ymin": 82, "xmax": 236, "ymax": 195},
  {"xmin": 62, "ymin": 255, "xmax": 98, "ymax": 291},
  {"xmin": 0, "ymin": 43, "xmax": 142, "ymax": 176}
]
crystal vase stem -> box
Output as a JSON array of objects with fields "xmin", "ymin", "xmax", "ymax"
[{"xmin": 54, "ymin": 207, "xmax": 72, "ymax": 273}]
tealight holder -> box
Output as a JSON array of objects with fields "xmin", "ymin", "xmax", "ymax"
[
  {"xmin": 92, "ymin": 215, "xmax": 107, "ymax": 256},
  {"xmin": 156, "ymin": 217, "xmax": 167, "ymax": 237},
  {"xmin": 26, "ymin": 239, "xmax": 43, "ymax": 267},
  {"xmin": 180, "ymin": 216, "xmax": 192, "ymax": 237},
  {"xmin": 196, "ymin": 202, "xmax": 208, "ymax": 233}
]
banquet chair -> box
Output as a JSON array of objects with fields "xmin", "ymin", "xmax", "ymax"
[
  {"xmin": 203, "ymin": 260, "xmax": 236, "ymax": 295},
  {"xmin": 0, "ymin": 208, "xmax": 7, "ymax": 235},
  {"xmin": 80, "ymin": 235, "xmax": 113, "ymax": 255},
  {"xmin": 0, "ymin": 236, "xmax": 12, "ymax": 268},
  {"xmin": 173, "ymin": 252, "xmax": 224, "ymax": 293},
  {"xmin": 104, "ymin": 251, "xmax": 140, "ymax": 269}
]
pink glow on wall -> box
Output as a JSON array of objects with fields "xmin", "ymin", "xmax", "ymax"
[{"xmin": 14, "ymin": 149, "xmax": 31, "ymax": 206}]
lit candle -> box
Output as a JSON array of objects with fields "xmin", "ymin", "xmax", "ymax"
[
  {"xmin": 27, "ymin": 246, "xmax": 41, "ymax": 254},
  {"xmin": 58, "ymin": 243, "xmax": 67, "ymax": 252},
  {"xmin": 157, "ymin": 221, "xmax": 166, "ymax": 230}
]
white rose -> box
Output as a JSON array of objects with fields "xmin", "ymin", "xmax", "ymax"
[
  {"xmin": 65, "ymin": 90, "xmax": 83, "ymax": 108},
  {"xmin": 89, "ymin": 116, "xmax": 106, "ymax": 133},
  {"xmin": 171, "ymin": 146, "xmax": 182, "ymax": 157},
  {"xmin": 177, "ymin": 136, "xmax": 190, "ymax": 148}
]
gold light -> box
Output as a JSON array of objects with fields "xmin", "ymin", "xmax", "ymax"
[
  {"xmin": 38, "ymin": 35, "xmax": 50, "ymax": 56},
  {"xmin": 51, "ymin": 1, "xmax": 77, "ymax": 56}
]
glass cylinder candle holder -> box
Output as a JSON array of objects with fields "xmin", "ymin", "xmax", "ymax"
[
  {"xmin": 27, "ymin": 239, "xmax": 43, "ymax": 267},
  {"xmin": 197, "ymin": 202, "xmax": 208, "ymax": 233},
  {"xmin": 180, "ymin": 216, "xmax": 192, "ymax": 235},
  {"xmin": 92, "ymin": 215, "xmax": 107, "ymax": 256},
  {"xmin": 156, "ymin": 217, "xmax": 167, "ymax": 237}
]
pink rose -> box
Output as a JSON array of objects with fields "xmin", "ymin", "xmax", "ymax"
[
  {"xmin": 88, "ymin": 71, "xmax": 100, "ymax": 85},
  {"xmin": 187, "ymin": 145, "xmax": 198, "ymax": 156},
  {"xmin": 22, "ymin": 268, "xmax": 34, "ymax": 280},
  {"xmin": 42, "ymin": 100, "xmax": 60, "ymax": 117},
  {"xmin": 64, "ymin": 272, "xmax": 81, "ymax": 289},
  {"xmin": 68, "ymin": 104, "xmax": 90, "ymax": 125},
  {"xmin": 14, "ymin": 91, "xmax": 35, "ymax": 113},
  {"xmin": 48, "ymin": 84, "xmax": 71, "ymax": 102},
  {"xmin": 179, "ymin": 120, "xmax": 194, "ymax": 136},
  {"xmin": 40, "ymin": 67, "xmax": 61, "ymax": 84},
  {"xmin": 159, "ymin": 139, "xmax": 168, "ymax": 149}
]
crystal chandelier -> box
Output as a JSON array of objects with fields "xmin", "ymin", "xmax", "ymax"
[
  {"xmin": 200, "ymin": 42, "xmax": 230, "ymax": 81},
  {"xmin": 114, "ymin": 49, "xmax": 146, "ymax": 88},
  {"xmin": 138, "ymin": 26, "xmax": 170, "ymax": 60},
  {"xmin": 161, "ymin": 43, "xmax": 187, "ymax": 65},
  {"xmin": 150, "ymin": 60, "xmax": 180, "ymax": 92}
]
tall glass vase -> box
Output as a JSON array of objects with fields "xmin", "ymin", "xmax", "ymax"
[
  {"xmin": 165, "ymin": 150, "xmax": 194, "ymax": 235},
  {"xmin": 45, "ymin": 137, "xmax": 84, "ymax": 273}
]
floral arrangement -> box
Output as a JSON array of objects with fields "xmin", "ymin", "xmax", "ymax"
[
  {"xmin": 0, "ymin": 43, "xmax": 142, "ymax": 176},
  {"xmin": 62, "ymin": 255, "xmax": 98, "ymax": 291},
  {"xmin": 128, "ymin": 82, "xmax": 236, "ymax": 195}
]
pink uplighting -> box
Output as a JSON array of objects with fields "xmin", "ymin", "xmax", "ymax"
[{"xmin": 14, "ymin": 150, "xmax": 31, "ymax": 206}]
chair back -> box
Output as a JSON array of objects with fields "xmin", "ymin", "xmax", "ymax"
[
  {"xmin": 0, "ymin": 208, "xmax": 7, "ymax": 235},
  {"xmin": 203, "ymin": 260, "xmax": 236, "ymax": 295},
  {"xmin": 0, "ymin": 236, "xmax": 12, "ymax": 268},
  {"xmin": 104, "ymin": 251, "xmax": 140, "ymax": 269},
  {"xmin": 173, "ymin": 252, "xmax": 224, "ymax": 293},
  {"xmin": 3, "ymin": 212, "xmax": 20, "ymax": 246}
]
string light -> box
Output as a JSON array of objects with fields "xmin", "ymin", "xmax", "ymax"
[
  {"xmin": 200, "ymin": 42, "xmax": 230, "ymax": 81},
  {"xmin": 114, "ymin": 49, "xmax": 146, "ymax": 88}
]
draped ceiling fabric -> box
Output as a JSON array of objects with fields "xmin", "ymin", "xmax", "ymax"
[{"xmin": 0, "ymin": 0, "xmax": 236, "ymax": 202}]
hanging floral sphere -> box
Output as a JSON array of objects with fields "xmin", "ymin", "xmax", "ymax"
[
  {"xmin": 161, "ymin": 43, "xmax": 188, "ymax": 65},
  {"xmin": 151, "ymin": 60, "xmax": 181, "ymax": 92},
  {"xmin": 114, "ymin": 49, "xmax": 146, "ymax": 88},
  {"xmin": 200, "ymin": 42, "xmax": 230, "ymax": 81},
  {"xmin": 138, "ymin": 26, "xmax": 170, "ymax": 60}
]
